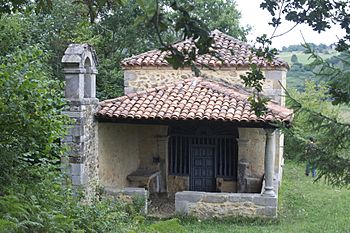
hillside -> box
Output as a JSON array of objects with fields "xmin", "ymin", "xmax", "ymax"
[{"xmin": 278, "ymin": 45, "xmax": 339, "ymax": 91}]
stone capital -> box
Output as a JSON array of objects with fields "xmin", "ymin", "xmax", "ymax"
[{"xmin": 264, "ymin": 128, "xmax": 276, "ymax": 136}]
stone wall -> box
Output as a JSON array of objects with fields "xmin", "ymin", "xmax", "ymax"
[
  {"xmin": 175, "ymin": 191, "xmax": 277, "ymax": 218},
  {"xmin": 62, "ymin": 100, "xmax": 99, "ymax": 198},
  {"xmin": 123, "ymin": 68, "xmax": 287, "ymax": 106},
  {"xmin": 98, "ymin": 123, "xmax": 168, "ymax": 191}
]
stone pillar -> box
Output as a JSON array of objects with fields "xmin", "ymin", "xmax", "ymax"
[
  {"xmin": 61, "ymin": 44, "xmax": 99, "ymax": 198},
  {"xmin": 263, "ymin": 128, "xmax": 276, "ymax": 197}
]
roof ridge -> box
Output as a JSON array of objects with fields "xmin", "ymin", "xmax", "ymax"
[
  {"xmin": 121, "ymin": 31, "xmax": 289, "ymax": 68},
  {"xmin": 211, "ymin": 29, "xmax": 246, "ymax": 45}
]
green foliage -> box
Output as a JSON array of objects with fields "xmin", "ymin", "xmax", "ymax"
[
  {"xmin": 284, "ymin": 79, "xmax": 350, "ymax": 186},
  {"xmin": 27, "ymin": 0, "xmax": 93, "ymax": 80},
  {"xmin": 0, "ymin": 14, "xmax": 29, "ymax": 56},
  {"xmin": 0, "ymin": 0, "xmax": 53, "ymax": 15},
  {"xmin": 0, "ymin": 219, "xmax": 17, "ymax": 233},
  {"xmin": 240, "ymin": 35, "xmax": 278, "ymax": 116},
  {"xmin": 0, "ymin": 46, "xmax": 68, "ymax": 190},
  {"xmin": 284, "ymin": 81, "xmax": 340, "ymax": 160},
  {"xmin": 190, "ymin": 0, "xmax": 248, "ymax": 41},
  {"xmin": 92, "ymin": 0, "xmax": 161, "ymax": 99},
  {"xmin": 0, "ymin": 166, "xmax": 145, "ymax": 233}
]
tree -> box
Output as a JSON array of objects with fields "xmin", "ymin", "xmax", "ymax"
[
  {"xmin": 0, "ymin": 47, "xmax": 68, "ymax": 191},
  {"xmin": 260, "ymin": 0, "xmax": 350, "ymax": 186},
  {"xmin": 190, "ymin": 0, "xmax": 248, "ymax": 40},
  {"xmin": 90, "ymin": 0, "xmax": 247, "ymax": 99},
  {"xmin": 290, "ymin": 54, "xmax": 298, "ymax": 63}
]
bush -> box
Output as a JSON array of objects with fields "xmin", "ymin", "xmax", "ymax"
[
  {"xmin": 0, "ymin": 166, "xmax": 145, "ymax": 233},
  {"xmin": 0, "ymin": 47, "xmax": 68, "ymax": 191}
]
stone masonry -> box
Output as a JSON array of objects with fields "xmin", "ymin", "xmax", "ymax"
[
  {"xmin": 124, "ymin": 68, "xmax": 287, "ymax": 106},
  {"xmin": 175, "ymin": 191, "xmax": 277, "ymax": 218},
  {"xmin": 61, "ymin": 44, "xmax": 99, "ymax": 199}
]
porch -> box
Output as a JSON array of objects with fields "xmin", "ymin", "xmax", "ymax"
[{"xmin": 97, "ymin": 120, "xmax": 281, "ymax": 218}]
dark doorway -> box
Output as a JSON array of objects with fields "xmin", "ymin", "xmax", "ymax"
[
  {"xmin": 190, "ymin": 145, "xmax": 216, "ymax": 192},
  {"xmin": 168, "ymin": 122, "xmax": 239, "ymax": 192}
]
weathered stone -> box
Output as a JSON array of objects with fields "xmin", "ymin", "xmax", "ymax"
[
  {"xmin": 69, "ymin": 155, "xmax": 86, "ymax": 163},
  {"xmin": 253, "ymin": 196, "xmax": 277, "ymax": 207},
  {"xmin": 72, "ymin": 173, "xmax": 88, "ymax": 185},
  {"xmin": 64, "ymin": 74, "xmax": 84, "ymax": 99},
  {"xmin": 63, "ymin": 111, "xmax": 84, "ymax": 118},
  {"xmin": 122, "ymin": 187, "xmax": 148, "ymax": 198},
  {"xmin": 175, "ymin": 191, "xmax": 204, "ymax": 203},
  {"xmin": 175, "ymin": 200, "xmax": 189, "ymax": 214},
  {"xmin": 256, "ymin": 206, "xmax": 277, "ymax": 217},
  {"xmin": 202, "ymin": 193, "xmax": 227, "ymax": 203},
  {"xmin": 62, "ymin": 44, "xmax": 99, "ymax": 200},
  {"xmin": 264, "ymin": 70, "xmax": 284, "ymax": 81},
  {"xmin": 62, "ymin": 135, "xmax": 73, "ymax": 143},
  {"xmin": 175, "ymin": 191, "xmax": 278, "ymax": 219},
  {"xmin": 71, "ymin": 163, "xmax": 84, "ymax": 176},
  {"xmin": 84, "ymin": 73, "xmax": 96, "ymax": 98}
]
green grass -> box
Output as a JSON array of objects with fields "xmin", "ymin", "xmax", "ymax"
[
  {"xmin": 173, "ymin": 161, "xmax": 350, "ymax": 233},
  {"xmin": 278, "ymin": 51, "xmax": 338, "ymax": 65}
]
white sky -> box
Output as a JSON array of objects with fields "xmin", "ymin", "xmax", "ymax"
[{"xmin": 235, "ymin": 0, "xmax": 345, "ymax": 49}]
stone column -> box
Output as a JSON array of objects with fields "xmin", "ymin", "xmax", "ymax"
[
  {"xmin": 61, "ymin": 44, "xmax": 99, "ymax": 198},
  {"xmin": 263, "ymin": 128, "xmax": 276, "ymax": 197}
]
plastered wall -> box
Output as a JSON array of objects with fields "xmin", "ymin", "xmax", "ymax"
[
  {"xmin": 98, "ymin": 123, "xmax": 168, "ymax": 189},
  {"xmin": 237, "ymin": 128, "xmax": 266, "ymax": 192}
]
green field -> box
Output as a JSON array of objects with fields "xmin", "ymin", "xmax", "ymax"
[
  {"xmin": 278, "ymin": 50, "xmax": 339, "ymax": 90},
  {"xmin": 278, "ymin": 51, "xmax": 338, "ymax": 66},
  {"xmin": 154, "ymin": 161, "xmax": 350, "ymax": 233}
]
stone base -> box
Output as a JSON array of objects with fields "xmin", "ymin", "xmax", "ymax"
[
  {"xmin": 175, "ymin": 191, "xmax": 277, "ymax": 218},
  {"xmin": 104, "ymin": 187, "xmax": 149, "ymax": 214}
]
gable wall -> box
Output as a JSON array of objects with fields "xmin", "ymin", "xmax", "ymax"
[{"xmin": 123, "ymin": 68, "xmax": 287, "ymax": 106}]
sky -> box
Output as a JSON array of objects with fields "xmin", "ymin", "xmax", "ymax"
[{"xmin": 235, "ymin": 0, "xmax": 345, "ymax": 49}]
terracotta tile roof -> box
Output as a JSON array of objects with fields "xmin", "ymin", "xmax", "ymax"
[
  {"xmin": 121, "ymin": 30, "xmax": 288, "ymax": 69},
  {"xmin": 96, "ymin": 78, "xmax": 293, "ymax": 124}
]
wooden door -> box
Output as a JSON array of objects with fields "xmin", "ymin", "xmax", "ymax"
[{"xmin": 190, "ymin": 145, "xmax": 216, "ymax": 192}]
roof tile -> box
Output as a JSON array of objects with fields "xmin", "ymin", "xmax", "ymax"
[
  {"xmin": 96, "ymin": 78, "xmax": 293, "ymax": 124},
  {"xmin": 121, "ymin": 30, "xmax": 288, "ymax": 69}
]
